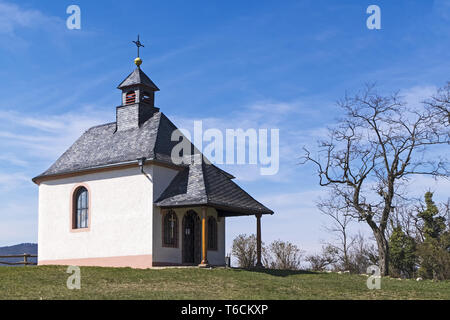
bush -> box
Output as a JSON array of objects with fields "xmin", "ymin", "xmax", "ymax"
[
  {"xmin": 416, "ymin": 192, "xmax": 450, "ymax": 280},
  {"xmin": 265, "ymin": 240, "xmax": 303, "ymax": 270},
  {"xmin": 306, "ymin": 245, "xmax": 339, "ymax": 271},
  {"xmin": 417, "ymin": 231, "xmax": 450, "ymax": 280},
  {"xmin": 231, "ymin": 234, "xmax": 259, "ymax": 268},
  {"xmin": 231, "ymin": 235, "xmax": 303, "ymax": 270},
  {"xmin": 306, "ymin": 234, "xmax": 378, "ymax": 274},
  {"xmin": 346, "ymin": 234, "xmax": 378, "ymax": 274},
  {"xmin": 389, "ymin": 226, "xmax": 417, "ymax": 278}
]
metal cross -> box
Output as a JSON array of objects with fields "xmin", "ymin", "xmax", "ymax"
[
  {"xmin": 132, "ymin": 35, "xmax": 145, "ymax": 57},
  {"xmin": 169, "ymin": 214, "xmax": 176, "ymax": 239}
]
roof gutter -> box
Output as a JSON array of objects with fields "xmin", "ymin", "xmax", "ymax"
[
  {"xmin": 32, "ymin": 158, "xmax": 184, "ymax": 185},
  {"xmin": 156, "ymin": 203, "xmax": 274, "ymax": 216}
]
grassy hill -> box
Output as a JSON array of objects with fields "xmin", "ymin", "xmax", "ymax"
[{"xmin": 0, "ymin": 266, "xmax": 449, "ymax": 300}]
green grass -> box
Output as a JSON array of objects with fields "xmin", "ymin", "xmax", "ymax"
[{"xmin": 0, "ymin": 266, "xmax": 449, "ymax": 300}]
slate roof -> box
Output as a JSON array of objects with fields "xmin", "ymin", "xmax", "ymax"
[
  {"xmin": 117, "ymin": 67, "xmax": 160, "ymax": 91},
  {"xmin": 34, "ymin": 112, "xmax": 181, "ymax": 178},
  {"xmin": 33, "ymin": 67, "xmax": 273, "ymax": 216},
  {"xmin": 33, "ymin": 112, "xmax": 270, "ymax": 215},
  {"xmin": 155, "ymin": 159, "xmax": 273, "ymax": 215}
]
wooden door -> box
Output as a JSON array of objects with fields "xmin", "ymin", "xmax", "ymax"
[{"xmin": 183, "ymin": 213, "xmax": 195, "ymax": 263}]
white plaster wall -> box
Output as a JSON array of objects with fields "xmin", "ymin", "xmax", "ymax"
[
  {"xmin": 38, "ymin": 165, "xmax": 154, "ymax": 261},
  {"xmin": 38, "ymin": 163, "xmax": 226, "ymax": 266},
  {"xmin": 205, "ymin": 208, "xmax": 226, "ymax": 266},
  {"xmin": 152, "ymin": 206, "xmax": 182, "ymax": 264},
  {"xmin": 151, "ymin": 164, "xmax": 182, "ymax": 264}
]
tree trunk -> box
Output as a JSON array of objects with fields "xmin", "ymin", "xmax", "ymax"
[{"xmin": 373, "ymin": 229, "xmax": 389, "ymax": 276}]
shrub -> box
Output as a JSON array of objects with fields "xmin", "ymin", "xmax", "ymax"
[
  {"xmin": 389, "ymin": 226, "xmax": 417, "ymax": 278},
  {"xmin": 306, "ymin": 245, "xmax": 339, "ymax": 271},
  {"xmin": 265, "ymin": 240, "xmax": 303, "ymax": 270},
  {"xmin": 231, "ymin": 234, "xmax": 259, "ymax": 268},
  {"xmin": 231, "ymin": 235, "xmax": 303, "ymax": 270}
]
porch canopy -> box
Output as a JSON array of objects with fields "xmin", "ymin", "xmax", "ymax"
[{"xmin": 155, "ymin": 160, "xmax": 273, "ymax": 267}]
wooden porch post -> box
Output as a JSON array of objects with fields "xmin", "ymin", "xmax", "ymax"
[
  {"xmin": 255, "ymin": 213, "xmax": 263, "ymax": 268},
  {"xmin": 199, "ymin": 207, "xmax": 209, "ymax": 267}
]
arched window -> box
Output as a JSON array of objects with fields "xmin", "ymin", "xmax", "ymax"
[
  {"xmin": 163, "ymin": 210, "xmax": 178, "ymax": 247},
  {"xmin": 125, "ymin": 91, "xmax": 136, "ymax": 105},
  {"xmin": 207, "ymin": 217, "xmax": 218, "ymax": 250},
  {"xmin": 73, "ymin": 187, "xmax": 89, "ymax": 229}
]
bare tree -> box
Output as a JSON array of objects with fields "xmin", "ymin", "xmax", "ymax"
[
  {"xmin": 387, "ymin": 197, "xmax": 421, "ymax": 240},
  {"xmin": 444, "ymin": 198, "xmax": 450, "ymax": 230},
  {"xmin": 425, "ymin": 82, "xmax": 450, "ymax": 126},
  {"xmin": 306, "ymin": 245, "xmax": 339, "ymax": 271},
  {"xmin": 301, "ymin": 84, "xmax": 449, "ymax": 275},
  {"xmin": 317, "ymin": 195, "xmax": 354, "ymax": 270},
  {"xmin": 348, "ymin": 232, "xmax": 379, "ymax": 274}
]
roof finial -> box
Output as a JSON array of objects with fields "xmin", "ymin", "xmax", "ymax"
[{"xmin": 132, "ymin": 34, "xmax": 144, "ymax": 67}]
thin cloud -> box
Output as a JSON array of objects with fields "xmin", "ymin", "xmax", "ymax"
[
  {"xmin": 0, "ymin": 1, "xmax": 55, "ymax": 34},
  {"xmin": 0, "ymin": 153, "xmax": 29, "ymax": 167},
  {"xmin": 0, "ymin": 1, "xmax": 64, "ymax": 49},
  {"xmin": 400, "ymin": 85, "xmax": 437, "ymax": 107},
  {"xmin": 169, "ymin": 99, "xmax": 309, "ymax": 182},
  {"xmin": 0, "ymin": 109, "xmax": 110, "ymax": 161},
  {"xmin": 0, "ymin": 172, "xmax": 30, "ymax": 191}
]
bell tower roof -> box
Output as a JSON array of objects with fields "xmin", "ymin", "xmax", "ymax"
[
  {"xmin": 118, "ymin": 35, "xmax": 159, "ymax": 92},
  {"xmin": 117, "ymin": 67, "xmax": 159, "ymax": 91},
  {"xmin": 115, "ymin": 35, "xmax": 160, "ymax": 131}
]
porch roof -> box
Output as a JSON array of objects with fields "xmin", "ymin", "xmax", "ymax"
[{"xmin": 155, "ymin": 160, "xmax": 273, "ymax": 216}]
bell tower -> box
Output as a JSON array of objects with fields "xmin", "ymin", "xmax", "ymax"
[{"xmin": 116, "ymin": 35, "xmax": 160, "ymax": 131}]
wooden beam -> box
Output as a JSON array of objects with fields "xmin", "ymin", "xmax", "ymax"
[
  {"xmin": 0, "ymin": 253, "xmax": 37, "ymax": 266},
  {"xmin": 199, "ymin": 207, "xmax": 209, "ymax": 267},
  {"xmin": 255, "ymin": 213, "xmax": 263, "ymax": 268}
]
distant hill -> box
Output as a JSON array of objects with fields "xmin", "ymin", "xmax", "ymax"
[{"xmin": 0, "ymin": 243, "xmax": 37, "ymax": 266}]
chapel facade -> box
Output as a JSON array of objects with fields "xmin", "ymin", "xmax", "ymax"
[{"xmin": 33, "ymin": 54, "xmax": 273, "ymax": 268}]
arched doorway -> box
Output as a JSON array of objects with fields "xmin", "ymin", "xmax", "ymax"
[{"xmin": 182, "ymin": 210, "xmax": 201, "ymax": 264}]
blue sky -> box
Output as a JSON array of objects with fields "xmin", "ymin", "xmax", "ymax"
[{"xmin": 0, "ymin": 0, "xmax": 449, "ymax": 256}]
